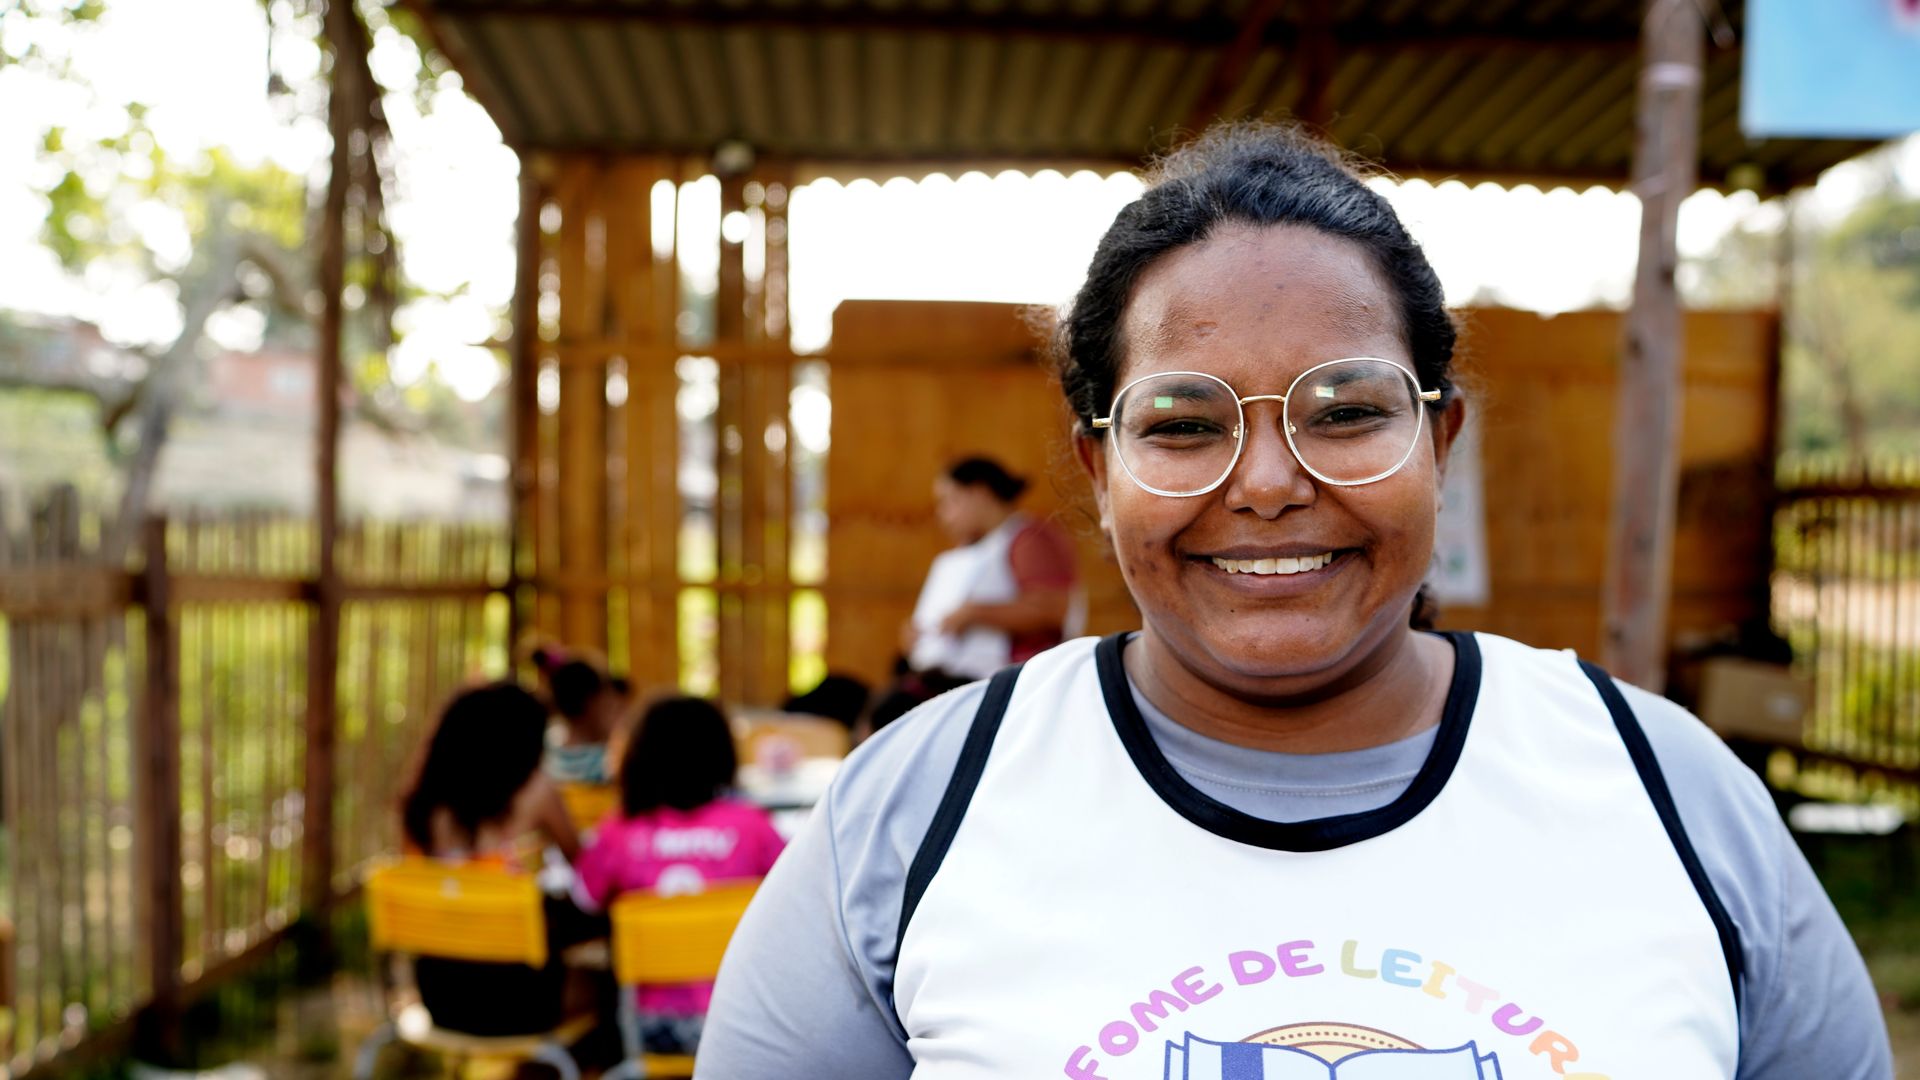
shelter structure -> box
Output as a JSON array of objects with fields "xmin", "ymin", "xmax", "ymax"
[{"xmin": 401, "ymin": 0, "xmax": 1882, "ymax": 699}]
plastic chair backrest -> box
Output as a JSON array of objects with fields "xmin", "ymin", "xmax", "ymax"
[
  {"xmin": 609, "ymin": 880, "xmax": 760, "ymax": 987},
  {"xmin": 560, "ymin": 783, "xmax": 622, "ymax": 833},
  {"xmin": 366, "ymin": 858, "xmax": 549, "ymax": 967}
]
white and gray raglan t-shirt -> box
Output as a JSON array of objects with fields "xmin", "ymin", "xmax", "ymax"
[{"xmin": 699, "ymin": 632, "xmax": 1891, "ymax": 1080}]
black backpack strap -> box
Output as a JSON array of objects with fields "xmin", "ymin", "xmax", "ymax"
[
  {"xmin": 894, "ymin": 662, "xmax": 1025, "ymax": 968},
  {"xmin": 1578, "ymin": 659, "xmax": 1746, "ymax": 1013}
]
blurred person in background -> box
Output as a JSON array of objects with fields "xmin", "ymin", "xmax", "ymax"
[
  {"xmin": 572, "ymin": 696, "xmax": 787, "ymax": 1056},
  {"xmin": 533, "ymin": 643, "xmax": 632, "ymax": 784},
  {"xmin": 398, "ymin": 682, "xmax": 598, "ymax": 1037},
  {"xmin": 871, "ymin": 456, "xmax": 1079, "ymax": 730}
]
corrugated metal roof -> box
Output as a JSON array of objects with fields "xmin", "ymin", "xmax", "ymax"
[{"xmin": 412, "ymin": 0, "xmax": 1878, "ymax": 190}]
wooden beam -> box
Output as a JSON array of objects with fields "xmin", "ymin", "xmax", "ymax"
[
  {"xmin": 1181, "ymin": 0, "xmax": 1290, "ymax": 133},
  {"xmin": 1600, "ymin": 0, "xmax": 1704, "ymax": 689},
  {"xmin": 509, "ymin": 165, "xmax": 542, "ymax": 651},
  {"xmin": 171, "ymin": 575, "xmax": 308, "ymax": 606},
  {"xmin": 132, "ymin": 516, "xmax": 183, "ymax": 1065},
  {"xmin": 715, "ymin": 171, "xmax": 749, "ymax": 702},
  {"xmin": 304, "ymin": 0, "xmax": 353, "ymax": 926},
  {"xmin": 1296, "ymin": 0, "xmax": 1335, "ymax": 130},
  {"xmin": 0, "ymin": 565, "xmax": 132, "ymax": 620},
  {"xmin": 555, "ymin": 158, "xmax": 612, "ymax": 653}
]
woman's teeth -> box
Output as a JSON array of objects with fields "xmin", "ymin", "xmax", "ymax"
[{"xmin": 1210, "ymin": 552, "xmax": 1335, "ymax": 575}]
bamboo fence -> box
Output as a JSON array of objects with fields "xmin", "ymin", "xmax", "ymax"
[{"xmin": 0, "ymin": 487, "xmax": 506, "ymax": 1075}]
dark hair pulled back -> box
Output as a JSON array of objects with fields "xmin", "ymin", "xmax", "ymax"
[
  {"xmin": 946, "ymin": 456, "xmax": 1029, "ymax": 503},
  {"xmin": 1056, "ymin": 122, "xmax": 1457, "ymax": 430},
  {"xmin": 401, "ymin": 681, "xmax": 549, "ymax": 853}
]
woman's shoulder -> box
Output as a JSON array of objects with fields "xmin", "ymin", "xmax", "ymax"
[{"xmin": 831, "ymin": 684, "xmax": 988, "ymax": 815}]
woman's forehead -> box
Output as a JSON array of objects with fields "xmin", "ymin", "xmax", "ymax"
[{"xmin": 1117, "ymin": 223, "xmax": 1406, "ymax": 386}]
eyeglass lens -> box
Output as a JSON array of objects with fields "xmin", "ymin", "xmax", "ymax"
[{"xmin": 1110, "ymin": 360, "xmax": 1423, "ymax": 493}]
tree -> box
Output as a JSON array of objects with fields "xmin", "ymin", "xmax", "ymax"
[
  {"xmin": 1784, "ymin": 190, "xmax": 1920, "ymax": 465},
  {"xmin": 1, "ymin": 0, "xmax": 428, "ymax": 559}
]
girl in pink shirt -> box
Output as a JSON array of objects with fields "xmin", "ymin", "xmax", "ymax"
[{"xmin": 572, "ymin": 696, "xmax": 785, "ymax": 1055}]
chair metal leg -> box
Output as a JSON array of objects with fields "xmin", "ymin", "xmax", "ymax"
[
  {"xmin": 352, "ymin": 1021, "xmax": 398, "ymax": 1080},
  {"xmin": 606, "ymin": 983, "xmax": 647, "ymax": 1080},
  {"xmin": 530, "ymin": 1040, "xmax": 582, "ymax": 1080}
]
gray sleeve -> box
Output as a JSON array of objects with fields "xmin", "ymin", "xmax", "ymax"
[
  {"xmin": 697, "ymin": 683, "xmax": 983, "ymax": 1080},
  {"xmin": 1620, "ymin": 681, "xmax": 1892, "ymax": 1079}
]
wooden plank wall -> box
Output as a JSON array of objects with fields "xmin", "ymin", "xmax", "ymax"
[
  {"xmin": 823, "ymin": 301, "xmax": 1135, "ymax": 687},
  {"xmin": 531, "ymin": 156, "xmax": 682, "ymax": 688},
  {"xmin": 520, "ymin": 159, "xmax": 796, "ymax": 701},
  {"xmin": 1437, "ymin": 306, "xmax": 1777, "ymax": 658},
  {"xmin": 821, "ymin": 301, "xmax": 1777, "ymax": 685}
]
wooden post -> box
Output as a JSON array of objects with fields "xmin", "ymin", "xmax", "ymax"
[
  {"xmin": 556, "ymin": 159, "xmax": 611, "ymax": 655},
  {"xmin": 638, "ymin": 164, "xmax": 682, "ymax": 690},
  {"xmin": 1298, "ymin": 0, "xmax": 1335, "ymax": 131},
  {"xmin": 304, "ymin": 0, "xmax": 352, "ymax": 922},
  {"xmin": 715, "ymin": 171, "xmax": 749, "ymax": 702},
  {"xmin": 509, "ymin": 167, "xmax": 543, "ymax": 654},
  {"xmin": 1600, "ymin": 0, "xmax": 1704, "ymax": 688},
  {"xmin": 749, "ymin": 177, "xmax": 794, "ymax": 701},
  {"xmin": 134, "ymin": 515, "xmax": 184, "ymax": 1064}
]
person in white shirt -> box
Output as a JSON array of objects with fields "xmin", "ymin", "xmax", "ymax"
[{"xmin": 872, "ymin": 456, "xmax": 1079, "ymax": 730}]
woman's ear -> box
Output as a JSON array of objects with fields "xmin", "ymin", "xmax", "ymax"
[
  {"xmin": 1073, "ymin": 432, "xmax": 1114, "ymax": 538},
  {"xmin": 1430, "ymin": 395, "xmax": 1468, "ymax": 483}
]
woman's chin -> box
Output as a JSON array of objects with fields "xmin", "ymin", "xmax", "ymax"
[{"xmin": 1163, "ymin": 614, "xmax": 1367, "ymax": 685}]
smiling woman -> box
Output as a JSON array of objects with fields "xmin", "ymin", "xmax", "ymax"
[{"xmin": 695, "ymin": 123, "xmax": 1891, "ymax": 1080}]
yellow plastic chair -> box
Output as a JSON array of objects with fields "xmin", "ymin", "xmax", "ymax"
[
  {"xmin": 603, "ymin": 880, "xmax": 761, "ymax": 1080},
  {"xmin": 354, "ymin": 859, "xmax": 592, "ymax": 1080},
  {"xmin": 560, "ymin": 782, "xmax": 623, "ymax": 835}
]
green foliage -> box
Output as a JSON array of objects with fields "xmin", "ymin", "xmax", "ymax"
[
  {"xmin": 1783, "ymin": 189, "xmax": 1920, "ymax": 463},
  {"xmin": 40, "ymin": 124, "xmax": 310, "ymax": 286},
  {"xmin": 0, "ymin": 389, "xmax": 119, "ymax": 496},
  {"xmin": 1812, "ymin": 832, "xmax": 1920, "ymax": 1009}
]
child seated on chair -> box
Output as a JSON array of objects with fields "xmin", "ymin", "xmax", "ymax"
[
  {"xmin": 399, "ymin": 682, "xmax": 600, "ymax": 1035},
  {"xmin": 534, "ymin": 644, "xmax": 631, "ymax": 785},
  {"xmin": 573, "ymin": 696, "xmax": 787, "ymax": 1055}
]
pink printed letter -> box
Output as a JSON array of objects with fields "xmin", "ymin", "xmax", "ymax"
[
  {"xmin": 1493, "ymin": 1003, "xmax": 1545, "ymax": 1037},
  {"xmin": 1173, "ymin": 966, "xmax": 1224, "ymax": 1004},
  {"xmin": 1063, "ymin": 1046, "xmax": 1106, "ymax": 1080},
  {"xmin": 1277, "ymin": 940, "xmax": 1323, "ymax": 978},
  {"xmin": 1129, "ymin": 990, "xmax": 1190, "ymax": 1033},
  {"xmin": 1098, "ymin": 1021, "xmax": 1139, "ymax": 1057},
  {"xmin": 1230, "ymin": 950, "xmax": 1277, "ymax": 986}
]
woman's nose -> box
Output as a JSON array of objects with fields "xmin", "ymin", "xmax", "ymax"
[{"xmin": 1223, "ymin": 404, "xmax": 1314, "ymax": 519}]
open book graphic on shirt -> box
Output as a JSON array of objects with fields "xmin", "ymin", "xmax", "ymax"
[{"xmin": 1164, "ymin": 1033, "xmax": 1504, "ymax": 1080}]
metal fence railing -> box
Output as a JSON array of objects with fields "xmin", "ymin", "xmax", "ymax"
[{"xmin": 1772, "ymin": 457, "xmax": 1920, "ymax": 807}]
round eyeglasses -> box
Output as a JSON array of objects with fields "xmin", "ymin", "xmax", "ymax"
[{"xmin": 1090, "ymin": 358, "xmax": 1443, "ymax": 497}]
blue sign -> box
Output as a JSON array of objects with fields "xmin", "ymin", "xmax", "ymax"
[{"xmin": 1743, "ymin": 0, "xmax": 1920, "ymax": 138}]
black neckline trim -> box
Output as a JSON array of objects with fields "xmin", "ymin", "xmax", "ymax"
[{"xmin": 1094, "ymin": 630, "xmax": 1482, "ymax": 852}]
